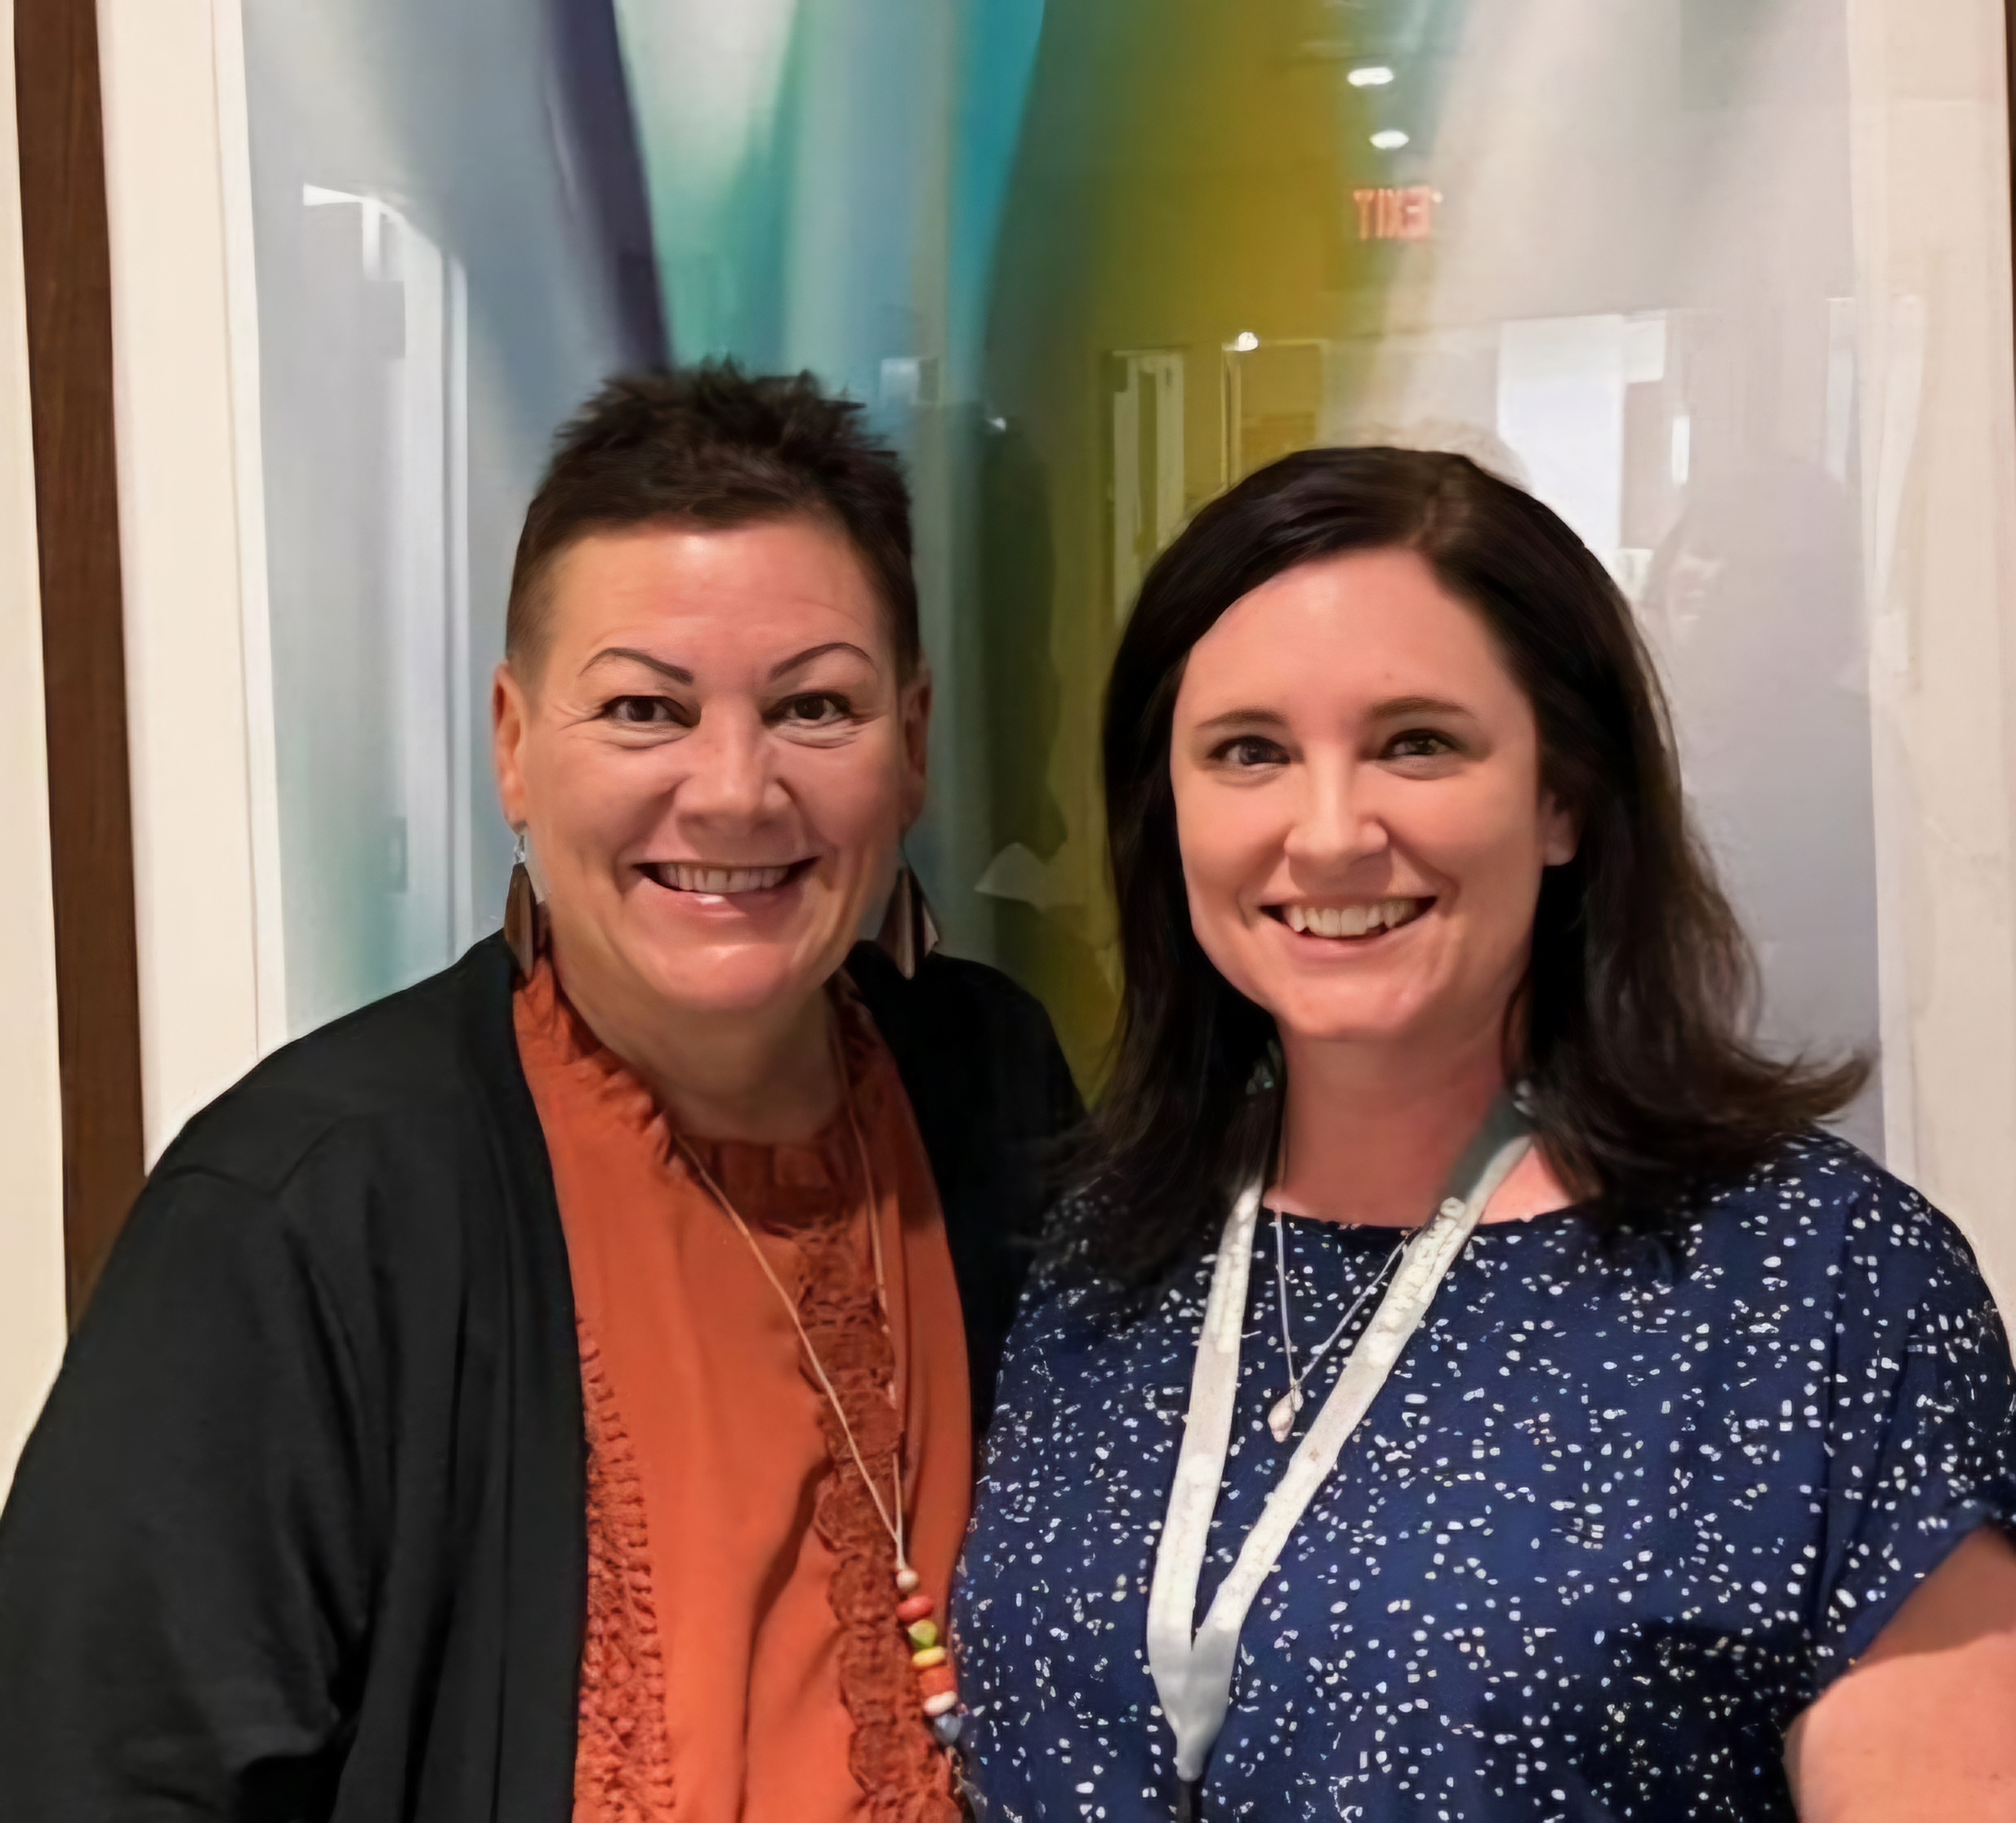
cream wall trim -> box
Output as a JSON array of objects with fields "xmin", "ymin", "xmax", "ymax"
[
  {"xmin": 1850, "ymin": 0, "xmax": 2016, "ymax": 1308},
  {"xmin": 212, "ymin": 0, "xmax": 288, "ymax": 1058},
  {"xmin": 0, "ymin": 0, "xmax": 73, "ymax": 1490},
  {"xmin": 98, "ymin": 0, "xmax": 275, "ymax": 1162}
]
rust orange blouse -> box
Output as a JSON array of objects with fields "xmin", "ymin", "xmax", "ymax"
[{"xmin": 513, "ymin": 959, "xmax": 970, "ymax": 1823}]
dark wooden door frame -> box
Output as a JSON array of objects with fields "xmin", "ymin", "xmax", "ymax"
[{"xmin": 16, "ymin": 0, "xmax": 146, "ymax": 1318}]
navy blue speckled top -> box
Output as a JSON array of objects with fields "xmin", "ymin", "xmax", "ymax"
[{"xmin": 952, "ymin": 1134, "xmax": 2016, "ymax": 1821}]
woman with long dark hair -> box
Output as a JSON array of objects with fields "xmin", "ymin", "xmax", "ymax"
[{"xmin": 952, "ymin": 448, "xmax": 2016, "ymax": 1820}]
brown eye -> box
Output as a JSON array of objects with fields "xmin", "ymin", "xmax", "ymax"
[
  {"xmin": 1385, "ymin": 729, "xmax": 1456, "ymax": 760},
  {"xmin": 1215, "ymin": 735, "xmax": 1288, "ymax": 769},
  {"xmin": 607, "ymin": 696, "xmax": 679, "ymax": 725},
  {"xmin": 778, "ymin": 693, "xmax": 853, "ymax": 727}
]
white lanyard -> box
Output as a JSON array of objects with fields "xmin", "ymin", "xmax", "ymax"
[{"xmin": 1145, "ymin": 1099, "xmax": 1534, "ymax": 1787}]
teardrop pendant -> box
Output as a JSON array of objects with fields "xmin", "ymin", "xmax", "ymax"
[
  {"xmin": 504, "ymin": 831, "xmax": 539, "ymax": 978},
  {"xmin": 876, "ymin": 860, "xmax": 941, "ymax": 980},
  {"xmin": 1267, "ymin": 1384, "xmax": 1303, "ymax": 1443}
]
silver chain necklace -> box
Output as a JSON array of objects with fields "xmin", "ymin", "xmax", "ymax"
[
  {"xmin": 1261, "ymin": 1103, "xmax": 1410, "ymax": 1442},
  {"xmin": 1265, "ymin": 1212, "xmax": 1407, "ymax": 1441}
]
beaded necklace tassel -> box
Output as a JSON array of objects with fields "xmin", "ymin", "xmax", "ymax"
[{"xmin": 896, "ymin": 1567, "xmax": 963, "ymax": 1741}]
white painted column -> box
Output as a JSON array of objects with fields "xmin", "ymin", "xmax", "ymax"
[
  {"xmin": 0, "ymin": 0, "xmax": 73, "ymax": 1491},
  {"xmin": 1851, "ymin": 0, "xmax": 2016, "ymax": 1306},
  {"xmin": 96, "ymin": 0, "xmax": 280, "ymax": 1163}
]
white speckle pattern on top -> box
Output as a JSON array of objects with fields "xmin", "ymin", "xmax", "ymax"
[{"xmin": 952, "ymin": 1134, "xmax": 2016, "ymax": 1820}]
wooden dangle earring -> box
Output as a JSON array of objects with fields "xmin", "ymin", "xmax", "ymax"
[
  {"xmin": 504, "ymin": 829, "xmax": 538, "ymax": 978},
  {"xmin": 876, "ymin": 855, "xmax": 940, "ymax": 980}
]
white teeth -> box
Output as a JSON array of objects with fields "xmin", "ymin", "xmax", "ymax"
[
  {"xmin": 1279, "ymin": 896, "xmax": 1426, "ymax": 938},
  {"xmin": 662, "ymin": 863, "xmax": 792, "ymax": 894}
]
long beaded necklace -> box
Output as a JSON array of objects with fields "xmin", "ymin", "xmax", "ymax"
[{"xmin": 669, "ymin": 1005, "xmax": 965, "ymax": 1754}]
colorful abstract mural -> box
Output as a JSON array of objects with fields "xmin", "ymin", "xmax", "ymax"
[{"xmin": 244, "ymin": 0, "xmax": 1880, "ymax": 1143}]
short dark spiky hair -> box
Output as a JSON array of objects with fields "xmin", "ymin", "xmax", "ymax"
[{"xmin": 506, "ymin": 361, "xmax": 919, "ymax": 676}]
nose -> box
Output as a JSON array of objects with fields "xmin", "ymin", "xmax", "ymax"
[
  {"xmin": 1281, "ymin": 751, "xmax": 1389, "ymax": 875},
  {"xmin": 674, "ymin": 702, "xmax": 777, "ymax": 827}
]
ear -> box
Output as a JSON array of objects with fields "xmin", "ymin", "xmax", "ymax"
[
  {"xmin": 898, "ymin": 666, "xmax": 933, "ymax": 831},
  {"xmin": 1539, "ymin": 791, "xmax": 1580, "ymax": 867},
  {"xmin": 493, "ymin": 662, "xmax": 532, "ymax": 831}
]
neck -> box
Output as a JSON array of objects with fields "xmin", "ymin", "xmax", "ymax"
[
  {"xmin": 549, "ymin": 942, "xmax": 841, "ymax": 1145},
  {"xmin": 1270, "ymin": 1014, "xmax": 1510, "ymax": 1228}
]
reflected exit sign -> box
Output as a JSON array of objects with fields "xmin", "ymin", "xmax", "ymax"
[{"xmin": 1353, "ymin": 185, "xmax": 1439, "ymax": 241}]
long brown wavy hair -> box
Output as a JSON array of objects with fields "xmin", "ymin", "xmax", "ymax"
[{"xmin": 1075, "ymin": 446, "xmax": 1867, "ymax": 1291}]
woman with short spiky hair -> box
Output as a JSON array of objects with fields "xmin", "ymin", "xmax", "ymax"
[{"xmin": 0, "ymin": 363, "xmax": 1078, "ymax": 1823}]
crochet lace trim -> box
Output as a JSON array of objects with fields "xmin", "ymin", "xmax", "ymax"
[
  {"xmin": 792, "ymin": 1054, "xmax": 961, "ymax": 1821},
  {"xmin": 575, "ymin": 1322, "xmax": 677, "ymax": 1822},
  {"xmin": 560, "ymin": 977, "xmax": 956, "ymax": 1820}
]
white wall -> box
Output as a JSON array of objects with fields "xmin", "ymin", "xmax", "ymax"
[
  {"xmin": 96, "ymin": 0, "xmax": 283, "ymax": 1163},
  {"xmin": 0, "ymin": 0, "xmax": 74, "ymax": 1491},
  {"xmin": 1850, "ymin": 0, "xmax": 2016, "ymax": 1307}
]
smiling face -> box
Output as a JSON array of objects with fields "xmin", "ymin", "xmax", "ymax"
[
  {"xmin": 1169, "ymin": 546, "xmax": 1577, "ymax": 1060},
  {"xmin": 492, "ymin": 515, "xmax": 927, "ymax": 1034}
]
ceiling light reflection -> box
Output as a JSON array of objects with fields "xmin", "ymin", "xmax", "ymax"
[
  {"xmin": 1370, "ymin": 129, "xmax": 1410, "ymax": 151},
  {"xmin": 1348, "ymin": 65, "xmax": 1395, "ymax": 87}
]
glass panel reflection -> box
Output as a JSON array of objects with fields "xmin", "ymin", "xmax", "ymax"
[{"xmin": 245, "ymin": 0, "xmax": 1878, "ymax": 1148}]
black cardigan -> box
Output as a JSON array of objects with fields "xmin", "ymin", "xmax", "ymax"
[{"xmin": 0, "ymin": 934, "xmax": 1079, "ymax": 1821}]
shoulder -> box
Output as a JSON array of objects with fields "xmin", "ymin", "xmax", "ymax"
[
  {"xmin": 846, "ymin": 943, "xmax": 1082, "ymax": 1140},
  {"xmin": 83, "ymin": 937, "xmax": 541, "ymax": 1365},
  {"xmin": 1684, "ymin": 1128, "xmax": 1997, "ymax": 1318},
  {"xmin": 154, "ymin": 936, "xmax": 519, "ymax": 1203},
  {"xmin": 847, "ymin": 942, "xmax": 1058, "ymax": 1046},
  {"xmin": 1009, "ymin": 1193, "xmax": 1144, "ymax": 1331}
]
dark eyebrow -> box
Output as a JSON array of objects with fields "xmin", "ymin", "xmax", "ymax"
[
  {"xmin": 769, "ymin": 640, "xmax": 875, "ymax": 680},
  {"xmin": 1191, "ymin": 695, "xmax": 1478, "ymax": 736},
  {"xmin": 1192, "ymin": 707, "xmax": 1292, "ymax": 737},
  {"xmin": 1372, "ymin": 694, "xmax": 1475, "ymax": 720},
  {"xmin": 582, "ymin": 647, "xmax": 694, "ymax": 684}
]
